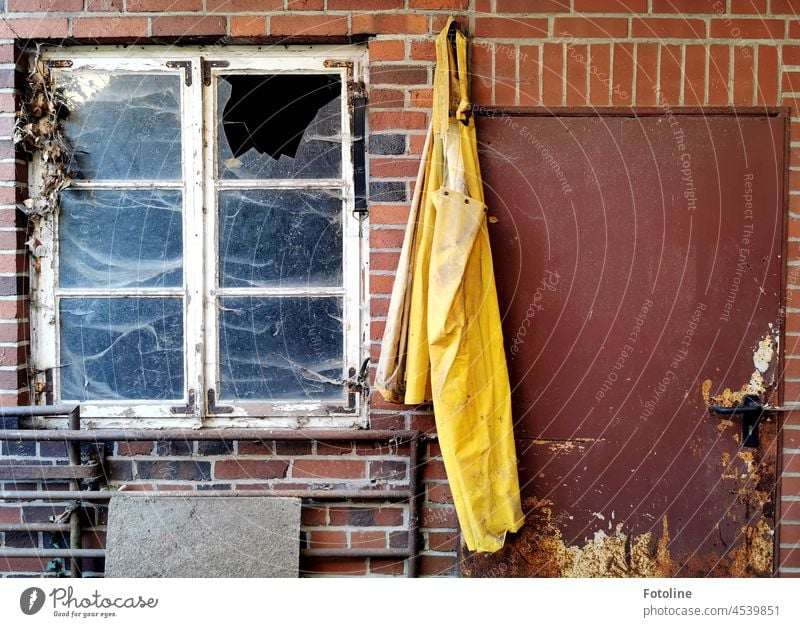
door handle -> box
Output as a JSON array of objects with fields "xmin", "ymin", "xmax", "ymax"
[{"xmin": 708, "ymin": 394, "xmax": 766, "ymax": 447}]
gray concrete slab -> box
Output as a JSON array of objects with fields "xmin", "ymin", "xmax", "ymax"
[{"xmin": 105, "ymin": 496, "xmax": 301, "ymax": 578}]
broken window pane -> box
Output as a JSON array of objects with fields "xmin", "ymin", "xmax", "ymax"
[
  {"xmin": 217, "ymin": 74, "xmax": 342, "ymax": 180},
  {"xmin": 59, "ymin": 189, "xmax": 183, "ymax": 289},
  {"xmin": 219, "ymin": 188, "xmax": 342, "ymax": 289},
  {"xmin": 59, "ymin": 73, "xmax": 182, "ymax": 180},
  {"xmin": 59, "ymin": 297, "xmax": 184, "ymax": 401},
  {"xmin": 219, "ymin": 296, "xmax": 344, "ymax": 401}
]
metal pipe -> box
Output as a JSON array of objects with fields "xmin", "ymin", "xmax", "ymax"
[
  {"xmin": 0, "ymin": 405, "xmax": 78, "ymax": 418},
  {"xmin": 67, "ymin": 406, "xmax": 81, "ymax": 578},
  {"xmin": 0, "ymin": 428, "xmax": 418, "ymax": 442},
  {"xmin": 0, "ymin": 523, "xmax": 71, "ymax": 532},
  {"xmin": 0, "ymin": 548, "xmax": 104, "ymax": 559},
  {"xmin": 1, "ymin": 489, "xmax": 411, "ymax": 501},
  {"xmin": 407, "ymin": 435, "xmax": 421, "ymax": 578}
]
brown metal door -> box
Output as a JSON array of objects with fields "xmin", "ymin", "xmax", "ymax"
[{"xmin": 463, "ymin": 111, "xmax": 785, "ymax": 577}]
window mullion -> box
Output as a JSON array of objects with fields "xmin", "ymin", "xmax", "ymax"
[{"xmin": 184, "ymin": 57, "xmax": 206, "ymax": 422}]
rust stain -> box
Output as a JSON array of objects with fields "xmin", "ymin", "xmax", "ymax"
[{"xmin": 463, "ymin": 498, "xmax": 676, "ymax": 578}]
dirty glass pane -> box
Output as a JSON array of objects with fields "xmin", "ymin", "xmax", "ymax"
[
  {"xmin": 59, "ymin": 298, "xmax": 184, "ymax": 401},
  {"xmin": 59, "ymin": 189, "xmax": 183, "ymax": 289},
  {"xmin": 219, "ymin": 189, "xmax": 342, "ymax": 288},
  {"xmin": 217, "ymin": 75, "xmax": 342, "ymax": 180},
  {"xmin": 59, "ymin": 73, "xmax": 182, "ymax": 180},
  {"xmin": 219, "ymin": 297, "xmax": 344, "ymax": 401}
]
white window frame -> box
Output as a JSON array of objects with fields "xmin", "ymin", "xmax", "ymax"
[{"xmin": 29, "ymin": 45, "xmax": 369, "ymax": 428}]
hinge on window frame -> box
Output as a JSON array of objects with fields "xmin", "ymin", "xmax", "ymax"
[
  {"xmin": 170, "ymin": 388, "xmax": 196, "ymax": 415},
  {"xmin": 201, "ymin": 58, "xmax": 229, "ymax": 86},
  {"xmin": 207, "ymin": 388, "xmax": 234, "ymax": 414},
  {"xmin": 166, "ymin": 60, "xmax": 192, "ymax": 86},
  {"xmin": 345, "ymin": 358, "xmax": 370, "ymax": 409}
]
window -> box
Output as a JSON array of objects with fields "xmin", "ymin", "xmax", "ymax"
[{"xmin": 29, "ymin": 47, "xmax": 368, "ymax": 426}]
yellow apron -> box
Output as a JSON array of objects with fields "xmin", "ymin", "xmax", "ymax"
[{"xmin": 375, "ymin": 17, "xmax": 524, "ymax": 553}]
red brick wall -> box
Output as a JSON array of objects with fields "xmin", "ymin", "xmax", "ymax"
[{"xmin": 0, "ymin": 0, "xmax": 799, "ymax": 577}]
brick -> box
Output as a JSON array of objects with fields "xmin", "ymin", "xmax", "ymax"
[
  {"xmin": 230, "ymin": 16, "xmax": 266, "ymax": 37},
  {"xmin": 554, "ymin": 17, "xmax": 628, "ymax": 39},
  {"xmin": 519, "ymin": 44, "xmax": 541, "ymax": 106},
  {"xmin": 0, "ymin": 506, "xmax": 21, "ymax": 523},
  {"xmin": 733, "ymin": 46, "xmax": 755, "ymax": 105},
  {"xmin": 409, "ymin": 0, "xmax": 467, "ymax": 7},
  {"xmin": 151, "ymin": 16, "xmax": 226, "ymax": 38},
  {"xmin": 7, "ymin": 0, "xmax": 81, "ymax": 9},
  {"xmin": 784, "ymin": 453, "xmax": 800, "ymax": 473},
  {"xmin": 72, "ymin": 18, "xmax": 148, "ymax": 39},
  {"xmin": 730, "ymin": 0, "xmax": 767, "ymax": 11},
  {"xmin": 126, "ymin": 0, "xmax": 201, "ymax": 9},
  {"xmin": 785, "ymin": 428, "xmax": 800, "ymax": 448},
  {"xmin": 791, "ymin": 21, "xmax": 800, "ymax": 39},
  {"xmin": 774, "ymin": 0, "xmax": 800, "ymax": 11},
  {"xmin": 610, "ymin": 42, "xmax": 633, "ymax": 106},
  {"xmin": 573, "ymin": 0, "xmax": 646, "ymax": 10},
  {"xmin": 782, "ymin": 476, "xmax": 800, "ymax": 496},
  {"xmin": 214, "ymin": 459, "xmax": 288, "ymax": 479},
  {"xmin": 287, "ymin": 0, "xmax": 323, "ymax": 8},
  {"xmin": 631, "ymin": 18, "xmax": 705, "ymax": 39},
  {"xmin": 272, "ymin": 15, "xmax": 350, "ymax": 37},
  {"xmin": 308, "ymin": 530, "xmax": 347, "ymax": 549},
  {"xmin": 0, "ymin": 18, "xmax": 68, "ymax": 39},
  {"xmin": 475, "ymin": 17, "xmax": 548, "ymax": 39},
  {"xmin": 369, "ymin": 558, "xmax": 406, "ymax": 575},
  {"xmin": 566, "ymin": 44, "xmax": 587, "ymax": 106},
  {"xmin": 651, "ymin": 0, "xmax": 718, "ymax": 10},
  {"xmin": 155, "ymin": 440, "xmax": 192, "ymax": 456},
  {"xmin": 494, "ymin": 43, "xmax": 516, "ymax": 106},
  {"xmin": 351, "ymin": 530, "xmax": 387, "ymax": 548},
  {"xmin": 207, "ymin": 0, "xmax": 281, "ymax": 10},
  {"xmin": 196, "ymin": 439, "xmax": 234, "ymax": 455},
  {"xmin": 471, "ymin": 40, "xmax": 493, "ymax": 106},
  {"xmin": 135, "ymin": 460, "xmax": 211, "ymax": 481},
  {"xmin": 292, "ymin": 459, "xmax": 365, "ymax": 479},
  {"xmin": 369, "ymin": 110, "xmax": 427, "ymax": 131},
  {"xmin": 369, "ymin": 134, "xmax": 406, "ymax": 156},
  {"xmin": 352, "ymin": 14, "xmax": 428, "ymax": 35},
  {"xmin": 369, "ymin": 181, "xmax": 407, "ymax": 203},
  {"xmin": 589, "ymin": 44, "xmax": 611, "ymax": 106},
  {"xmin": 659, "ymin": 44, "xmax": 682, "ymax": 105},
  {"xmin": 369, "ymin": 88, "xmax": 405, "ymax": 109},
  {"xmin": 427, "ymin": 530, "xmax": 458, "ymax": 552},
  {"xmin": 315, "ymin": 442, "xmax": 353, "ymax": 455},
  {"xmin": 328, "ymin": 505, "xmax": 404, "ymax": 527},
  {"xmin": 370, "ymin": 204, "xmax": 410, "ymax": 225},
  {"xmin": 780, "ymin": 545, "xmax": 800, "ymax": 567},
  {"xmin": 708, "ymin": 44, "xmax": 730, "ymax": 105},
  {"xmin": 542, "ymin": 43, "xmax": 564, "ymax": 107},
  {"xmin": 683, "ymin": 45, "xmax": 706, "ymax": 106},
  {"xmin": 780, "ymin": 523, "xmax": 800, "ymax": 544},
  {"xmin": 370, "ymin": 64, "xmax": 428, "ymax": 86},
  {"xmin": 410, "ymin": 40, "xmax": 436, "ymax": 61},
  {"xmin": 369, "ymin": 460, "xmax": 407, "ymax": 481},
  {"xmin": 419, "ymin": 554, "xmax": 457, "ymax": 576},
  {"xmin": 496, "ymin": 0, "xmax": 568, "ymax": 10},
  {"xmin": 329, "ymin": 0, "xmax": 402, "ymax": 7},
  {"xmin": 302, "ymin": 557, "xmax": 367, "ymax": 575},
  {"xmin": 116, "ymin": 441, "xmax": 153, "ymax": 456},
  {"xmin": 370, "ymin": 228, "xmax": 405, "ymax": 249},
  {"xmin": 426, "ymin": 482, "xmax": 452, "ymax": 504},
  {"xmin": 710, "ymin": 19, "xmax": 784, "ymax": 39},
  {"xmin": 87, "ymin": 0, "xmax": 121, "ymax": 9},
  {"xmin": 301, "ymin": 505, "xmax": 327, "ymax": 526},
  {"xmin": 369, "ymin": 40, "xmax": 405, "ymax": 62},
  {"xmin": 757, "ymin": 45, "xmax": 779, "ymax": 106},
  {"xmin": 370, "ymin": 251, "xmax": 401, "ymax": 272}
]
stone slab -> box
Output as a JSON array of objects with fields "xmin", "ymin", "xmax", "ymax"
[{"xmin": 105, "ymin": 496, "xmax": 301, "ymax": 578}]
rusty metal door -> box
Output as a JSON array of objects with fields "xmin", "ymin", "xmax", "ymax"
[{"xmin": 463, "ymin": 111, "xmax": 785, "ymax": 577}]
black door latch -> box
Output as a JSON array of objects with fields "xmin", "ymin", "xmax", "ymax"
[{"xmin": 708, "ymin": 394, "xmax": 766, "ymax": 448}]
